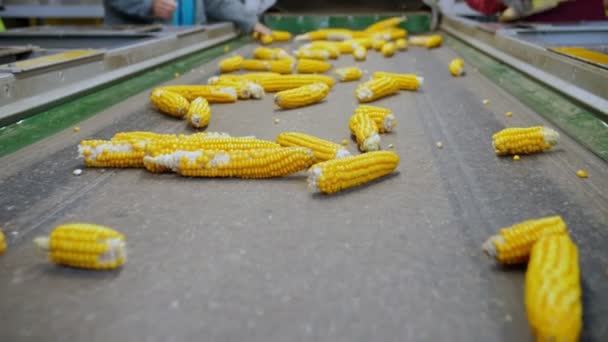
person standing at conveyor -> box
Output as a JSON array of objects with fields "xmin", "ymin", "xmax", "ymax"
[{"xmin": 103, "ymin": 0, "xmax": 273, "ymax": 35}]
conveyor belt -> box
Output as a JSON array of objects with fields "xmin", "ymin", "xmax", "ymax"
[{"xmin": 0, "ymin": 39, "xmax": 607, "ymax": 341}]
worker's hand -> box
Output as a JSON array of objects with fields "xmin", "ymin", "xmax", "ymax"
[
  {"xmin": 152, "ymin": 0, "xmax": 177, "ymax": 19},
  {"xmin": 252, "ymin": 22, "xmax": 272, "ymax": 36}
]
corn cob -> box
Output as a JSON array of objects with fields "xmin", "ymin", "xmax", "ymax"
[
  {"xmin": 144, "ymin": 147, "xmax": 314, "ymax": 178},
  {"xmin": 0, "ymin": 229, "xmax": 6, "ymax": 255},
  {"xmin": 334, "ymin": 66, "xmax": 363, "ymax": 82},
  {"xmin": 355, "ymin": 77, "xmax": 400, "ymax": 103},
  {"xmin": 295, "ymin": 29, "xmax": 354, "ymax": 42},
  {"xmin": 372, "ymin": 72, "xmax": 423, "ymax": 91},
  {"xmin": 372, "ymin": 28, "xmax": 407, "ymax": 41},
  {"xmin": 253, "ymin": 47, "xmax": 290, "ymax": 60},
  {"xmin": 354, "ymin": 105, "xmax": 396, "ymax": 133},
  {"xmin": 257, "ymin": 74, "xmax": 335, "ymax": 92},
  {"xmin": 492, "ymin": 126, "xmax": 560, "ymax": 155},
  {"xmin": 185, "ymin": 97, "xmax": 211, "ymax": 129},
  {"xmin": 353, "ymin": 46, "xmax": 367, "ymax": 61},
  {"xmin": 78, "ymin": 139, "xmax": 147, "ymax": 168},
  {"xmin": 449, "ymin": 58, "xmax": 465, "ymax": 76},
  {"xmin": 349, "ymin": 112, "xmax": 381, "ymax": 151},
  {"xmin": 208, "ymin": 72, "xmax": 280, "ymax": 86},
  {"xmin": 218, "ymin": 55, "xmax": 243, "ymax": 73},
  {"xmin": 525, "ymin": 234, "xmax": 582, "ymax": 342},
  {"xmin": 296, "ymin": 59, "xmax": 332, "ymax": 74},
  {"xmin": 372, "ymin": 39, "xmax": 386, "ymax": 51},
  {"xmin": 396, "ymin": 38, "xmax": 408, "ymax": 51},
  {"xmin": 482, "ymin": 216, "xmax": 568, "ymax": 265},
  {"xmin": 382, "ymin": 42, "xmax": 396, "ymax": 57},
  {"xmin": 410, "ymin": 34, "xmax": 443, "ymax": 49},
  {"xmin": 206, "ymin": 78, "xmax": 264, "ymax": 99},
  {"xmin": 274, "ymin": 83, "xmax": 329, "ymax": 109},
  {"xmin": 150, "ymin": 89, "xmax": 190, "ymax": 118},
  {"xmin": 294, "ymin": 49, "xmax": 330, "ymax": 60},
  {"xmin": 308, "ymin": 151, "xmax": 399, "ymax": 194},
  {"xmin": 34, "ymin": 223, "xmax": 127, "ymax": 270},
  {"xmin": 242, "ymin": 59, "xmax": 293, "ymax": 74},
  {"xmin": 271, "ymin": 30, "xmax": 292, "ymax": 41},
  {"xmin": 365, "ymin": 17, "xmax": 407, "ymax": 32},
  {"xmin": 260, "ymin": 34, "xmax": 273, "ymax": 45},
  {"xmin": 302, "ymin": 46, "xmax": 339, "ymax": 59},
  {"xmin": 276, "ymin": 132, "xmax": 351, "ymax": 162},
  {"xmin": 158, "ymin": 85, "xmax": 237, "ymax": 103}
]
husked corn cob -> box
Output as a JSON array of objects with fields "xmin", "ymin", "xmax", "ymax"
[
  {"xmin": 372, "ymin": 39, "xmax": 386, "ymax": 51},
  {"xmin": 303, "ymin": 46, "xmax": 339, "ymax": 59},
  {"xmin": 158, "ymin": 85, "xmax": 237, "ymax": 103},
  {"xmin": 218, "ymin": 55, "xmax": 243, "ymax": 72},
  {"xmin": 253, "ymin": 47, "xmax": 289, "ymax": 60},
  {"xmin": 334, "ymin": 66, "xmax": 363, "ymax": 82},
  {"xmin": 206, "ymin": 79, "xmax": 264, "ymax": 99},
  {"xmin": 355, "ymin": 105, "xmax": 396, "ymax": 133},
  {"xmin": 382, "ymin": 42, "xmax": 396, "ymax": 57},
  {"xmin": 260, "ymin": 34, "xmax": 273, "ymax": 45},
  {"xmin": 185, "ymin": 97, "xmax": 211, "ymax": 128},
  {"xmin": 349, "ymin": 112, "xmax": 381, "ymax": 151},
  {"xmin": 242, "ymin": 59, "xmax": 293, "ymax": 74},
  {"xmin": 365, "ymin": 16, "xmax": 407, "ymax": 32},
  {"xmin": 0, "ymin": 229, "xmax": 6, "ymax": 255},
  {"xmin": 150, "ymin": 89, "xmax": 190, "ymax": 118},
  {"xmin": 294, "ymin": 49, "xmax": 330, "ymax": 60},
  {"xmin": 308, "ymin": 151, "xmax": 399, "ymax": 194},
  {"xmin": 396, "ymin": 38, "xmax": 408, "ymax": 51},
  {"xmin": 482, "ymin": 216, "xmax": 568, "ymax": 265},
  {"xmin": 353, "ymin": 46, "xmax": 367, "ymax": 61},
  {"xmin": 208, "ymin": 72, "xmax": 280, "ymax": 86},
  {"xmin": 276, "ymin": 132, "xmax": 350, "ymax": 162},
  {"xmin": 449, "ymin": 58, "xmax": 465, "ymax": 76},
  {"xmin": 144, "ymin": 147, "xmax": 314, "ymax": 178},
  {"xmin": 355, "ymin": 77, "xmax": 400, "ymax": 103},
  {"xmin": 274, "ymin": 83, "xmax": 329, "ymax": 109},
  {"xmin": 372, "ymin": 71, "xmax": 423, "ymax": 91},
  {"xmin": 492, "ymin": 126, "xmax": 560, "ymax": 155},
  {"xmin": 257, "ymin": 74, "xmax": 335, "ymax": 92},
  {"xmin": 79, "ymin": 139, "xmax": 147, "ymax": 168},
  {"xmin": 296, "ymin": 59, "xmax": 332, "ymax": 73},
  {"xmin": 410, "ymin": 34, "xmax": 443, "ymax": 48},
  {"xmin": 34, "ymin": 223, "xmax": 126, "ymax": 270},
  {"xmin": 271, "ymin": 30, "xmax": 292, "ymax": 41},
  {"xmin": 526, "ymin": 234, "xmax": 581, "ymax": 342}
]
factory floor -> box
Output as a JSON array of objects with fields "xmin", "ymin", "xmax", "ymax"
[{"xmin": 0, "ymin": 39, "xmax": 607, "ymax": 341}]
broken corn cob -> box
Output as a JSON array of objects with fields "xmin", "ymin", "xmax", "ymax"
[
  {"xmin": 353, "ymin": 46, "xmax": 367, "ymax": 61},
  {"xmin": 382, "ymin": 42, "xmax": 396, "ymax": 57},
  {"xmin": 158, "ymin": 85, "xmax": 237, "ymax": 103},
  {"xmin": 482, "ymin": 216, "xmax": 568, "ymax": 265},
  {"xmin": 308, "ymin": 151, "xmax": 399, "ymax": 194},
  {"xmin": 276, "ymin": 132, "xmax": 351, "ymax": 162},
  {"xmin": 449, "ymin": 58, "xmax": 465, "ymax": 76},
  {"xmin": 144, "ymin": 147, "xmax": 315, "ymax": 178},
  {"xmin": 372, "ymin": 72, "xmax": 423, "ymax": 91},
  {"xmin": 365, "ymin": 16, "xmax": 407, "ymax": 32},
  {"xmin": 242, "ymin": 59, "xmax": 294, "ymax": 74},
  {"xmin": 410, "ymin": 34, "xmax": 443, "ymax": 49},
  {"xmin": 492, "ymin": 126, "xmax": 560, "ymax": 155},
  {"xmin": 396, "ymin": 38, "xmax": 408, "ymax": 51},
  {"xmin": 34, "ymin": 223, "xmax": 126, "ymax": 270},
  {"xmin": 334, "ymin": 67, "xmax": 363, "ymax": 82},
  {"xmin": 354, "ymin": 105, "xmax": 396, "ymax": 133},
  {"xmin": 355, "ymin": 77, "xmax": 400, "ymax": 103},
  {"xmin": 0, "ymin": 229, "xmax": 6, "ymax": 255},
  {"xmin": 296, "ymin": 59, "xmax": 332, "ymax": 73},
  {"xmin": 150, "ymin": 89, "xmax": 190, "ymax": 118},
  {"xmin": 253, "ymin": 47, "xmax": 289, "ymax": 60},
  {"xmin": 294, "ymin": 49, "xmax": 330, "ymax": 60},
  {"xmin": 185, "ymin": 97, "xmax": 211, "ymax": 129},
  {"xmin": 349, "ymin": 112, "xmax": 381, "ymax": 151},
  {"xmin": 526, "ymin": 234, "xmax": 582, "ymax": 342},
  {"xmin": 271, "ymin": 30, "xmax": 292, "ymax": 42},
  {"xmin": 257, "ymin": 74, "xmax": 335, "ymax": 92},
  {"xmin": 218, "ymin": 55, "xmax": 243, "ymax": 72},
  {"xmin": 274, "ymin": 83, "xmax": 329, "ymax": 109}
]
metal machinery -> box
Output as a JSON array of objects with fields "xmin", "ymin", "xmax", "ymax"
[{"xmin": 0, "ymin": 1, "xmax": 606, "ymax": 341}]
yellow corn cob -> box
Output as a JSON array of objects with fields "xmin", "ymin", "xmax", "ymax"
[
  {"xmin": 276, "ymin": 132, "xmax": 351, "ymax": 162},
  {"xmin": 0, "ymin": 229, "xmax": 6, "ymax": 255},
  {"xmin": 144, "ymin": 147, "xmax": 314, "ymax": 178},
  {"xmin": 482, "ymin": 216, "xmax": 568, "ymax": 265},
  {"xmin": 257, "ymin": 74, "xmax": 335, "ymax": 92},
  {"xmin": 207, "ymin": 78, "xmax": 265, "ymax": 99},
  {"xmin": 382, "ymin": 42, "xmax": 396, "ymax": 57},
  {"xmin": 294, "ymin": 49, "xmax": 330, "ymax": 60},
  {"xmin": 208, "ymin": 72, "xmax": 280, "ymax": 86},
  {"xmin": 372, "ymin": 28, "xmax": 407, "ymax": 41},
  {"xmin": 150, "ymin": 89, "xmax": 190, "ymax": 118},
  {"xmin": 274, "ymin": 83, "xmax": 329, "ymax": 109},
  {"xmin": 525, "ymin": 234, "xmax": 582, "ymax": 342},
  {"xmin": 353, "ymin": 46, "xmax": 367, "ymax": 61},
  {"xmin": 34, "ymin": 223, "xmax": 127, "ymax": 270},
  {"xmin": 349, "ymin": 112, "xmax": 381, "ymax": 151},
  {"xmin": 410, "ymin": 34, "xmax": 443, "ymax": 49},
  {"xmin": 296, "ymin": 59, "xmax": 332, "ymax": 73},
  {"xmin": 449, "ymin": 58, "xmax": 465, "ymax": 76},
  {"xmin": 308, "ymin": 151, "xmax": 399, "ymax": 194},
  {"xmin": 260, "ymin": 34, "xmax": 273, "ymax": 45},
  {"xmin": 372, "ymin": 39, "xmax": 386, "ymax": 51},
  {"xmin": 78, "ymin": 139, "xmax": 147, "ymax": 168},
  {"xmin": 218, "ymin": 55, "xmax": 243, "ymax": 73},
  {"xmin": 365, "ymin": 16, "xmax": 407, "ymax": 32},
  {"xmin": 396, "ymin": 38, "xmax": 408, "ymax": 51},
  {"xmin": 355, "ymin": 77, "xmax": 400, "ymax": 103},
  {"xmin": 271, "ymin": 30, "xmax": 292, "ymax": 41},
  {"xmin": 253, "ymin": 47, "xmax": 290, "ymax": 60},
  {"xmin": 158, "ymin": 85, "xmax": 237, "ymax": 103},
  {"xmin": 354, "ymin": 105, "xmax": 396, "ymax": 133},
  {"xmin": 372, "ymin": 71, "xmax": 423, "ymax": 91},
  {"xmin": 492, "ymin": 126, "xmax": 560, "ymax": 155},
  {"xmin": 242, "ymin": 59, "xmax": 293, "ymax": 74},
  {"xmin": 334, "ymin": 66, "xmax": 363, "ymax": 82},
  {"xmin": 302, "ymin": 46, "xmax": 339, "ymax": 59},
  {"xmin": 185, "ymin": 97, "xmax": 211, "ymax": 129}
]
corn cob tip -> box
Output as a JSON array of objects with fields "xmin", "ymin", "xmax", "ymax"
[
  {"xmin": 416, "ymin": 77, "xmax": 424, "ymax": 86},
  {"xmin": 307, "ymin": 166, "xmax": 323, "ymax": 192},
  {"xmin": 356, "ymin": 87, "xmax": 374, "ymax": 101},
  {"xmin": 247, "ymin": 82, "xmax": 265, "ymax": 99},
  {"xmin": 335, "ymin": 148, "xmax": 352, "ymax": 159},
  {"xmin": 220, "ymin": 87, "xmax": 238, "ymax": 99},
  {"xmin": 34, "ymin": 236, "xmax": 50, "ymax": 250},
  {"xmin": 382, "ymin": 114, "xmax": 396, "ymax": 132},
  {"xmin": 207, "ymin": 76, "xmax": 219, "ymax": 85},
  {"xmin": 362, "ymin": 133, "xmax": 381, "ymax": 152},
  {"xmin": 542, "ymin": 128, "xmax": 560, "ymax": 146},
  {"xmin": 481, "ymin": 235, "xmax": 502, "ymax": 258}
]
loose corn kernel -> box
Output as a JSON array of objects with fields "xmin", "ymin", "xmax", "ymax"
[
  {"xmin": 274, "ymin": 118, "xmax": 280, "ymax": 124},
  {"xmin": 150, "ymin": 89, "xmax": 190, "ymax": 118},
  {"xmin": 349, "ymin": 111, "xmax": 381, "ymax": 152},
  {"xmin": 354, "ymin": 105, "xmax": 396, "ymax": 133},
  {"xmin": 157, "ymin": 85, "xmax": 237, "ymax": 103},
  {"xmin": 73, "ymin": 126, "xmax": 80, "ymax": 132},
  {"xmin": 224, "ymin": 45, "xmax": 230, "ymax": 52},
  {"xmin": 294, "ymin": 49, "xmax": 330, "ymax": 60},
  {"xmin": 506, "ymin": 111, "xmax": 513, "ymax": 117},
  {"xmin": 185, "ymin": 97, "xmax": 211, "ymax": 129},
  {"xmin": 492, "ymin": 126, "xmax": 559, "ymax": 155},
  {"xmin": 353, "ymin": 46, "xmax": 367, "ymax": 61},
  {"xmin": 355, "ymin": 77, "xmax": 400, "ymax": 103},
  {"xmin": 276, "ymin": 132, "xmax": 350, "ymax": 162},
  {"xmin": 242, "ymin": 59, "xmax": 294, "ymax": 74},
  {"xmin": 483, "ymin": 99, "xmax": 491, "ymax": 104},
  {"xmin": 308, "ymin": 151, "xmax": 399, "ymax": 194},
  {"xmin": 396, "ymin": 38, "xmax": 408, "ymax": 51},
  {"xmin": 218, "ymin": 55, "xmax": 244, "ymax": 72},
  {"xmin": 334, "ymin": 67, "xmax": 363, "ymax": 82},
  {"xmin": 271, "ymin": 30, "xmax": 292, "ymax": 42},
  {"xmin": 372, "ymin": 71, "xmax": 423, "ymax": 91},
  {"xmin": 275, "ymin": 83, "xmax": 329, "ymax": 109},
  {"xmin": 372, "ymin": 39, "xmax": 386, "ymax": 51},
  {"xmin": 34, "ymin": 223, "xmax": 127, "ymax": 270},
  {"xmin": 174, "ymin": 72, "xmax": 180, "ymax": 78},
  {"xmin": 482, "ymin": 216, "xmax": 568, "ymax": 265},
  {"xmin": 364, "ymin": 17, "xmax": 406, "ymax": 32},
  {"xmin": 341, "ymin": 139, "xmax": 349, "ymax": 146},
  {"xmin": 526, "ymin": 234, "xmax": 581, "ymax": 342},
  {"xmin": 72, "ymin": 169, "xmax": 83, "ymax": 175},
  {"xmin": 513, "ymin": 155, "xmax": 520, "ymax": 161},
  {"xmin": 436, "ymin": 141, "xmax": 443, "ymax": 149},
  {"xmin": 0, "ymin": 229, "xmax": 6, "ymax": 255},
  {"xmin": 449, "ymin": 58, "xmax": 465, "ymax": 76},
  {"xmin": 382, "ymin": 42, "xmax": 396, "ymax": 57},
  {"xmin": 388, "ymin": 143, "xmax": 395, "ymax": 149},
  {"xmin": 576, "ymin": 169, "xmax": 588, "ymax": 178},
  {"xmin": 257, "ymin": 74, "xmax": 335, "ymax": 92},
  {"xmin": 253, "ymin": 47, "xmax": 289, "ymax": 60},
  {"xmin": 296, "ymin": 59, "xmax": 332, "ymax": 73}
]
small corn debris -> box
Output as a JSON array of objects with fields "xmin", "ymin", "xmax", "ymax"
[{"xmin": 576, "ymin": 169, "xmax": 588, "ymax": 178}]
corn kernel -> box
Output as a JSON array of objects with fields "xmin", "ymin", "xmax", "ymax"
[
  {"xmin": 274, "ymin": 118, "xmax": 280, "ymax": 124},
  {"xmin": 389, "ymin": 143, "xmax": 395, "ymax": 149},
  {"xmin": 72, "ymin": 169, "xmax": 83, "ymax": 176},
  {"xmin": 483, "ymin": 99, "xmax": 491, "ymax": 104},
  {"xmin": 506, "ymin": 111, "xmax": 513, "ymax": 117},
  {"xmin": 513, "ymin": 155, "xmax": 520, "ymax": 161},
  {"xmin": 174, "ymin": 72, "xmax": 180, "ymax": 78},
  {"xmin": 73, "ymin": 126, "xmax": 80, "ymax": 132},
  {"xmin": 436, "ymin": 141, "xmax": 443, "ymax": 149},
  {"xmin": 341, "ymin": 139, "xmax": 348, "ymax": 146},
  {"xmin": 576, "ymin": 169, "xmax": 588, "ymax": 178}
]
